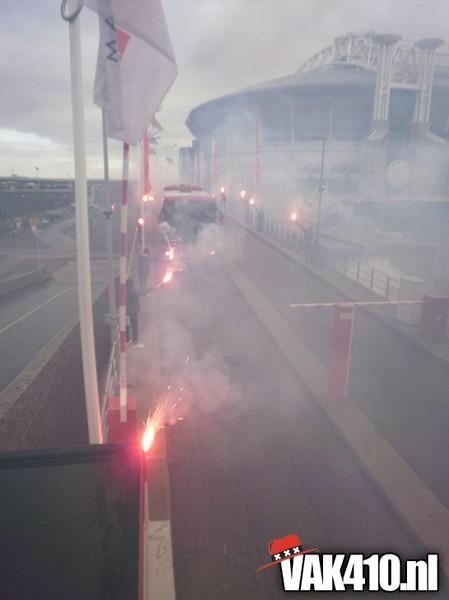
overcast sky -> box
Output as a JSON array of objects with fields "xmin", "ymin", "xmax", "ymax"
[{"xmin": 1, "ymin": 0, "xmax": 448, "ymax": 179}]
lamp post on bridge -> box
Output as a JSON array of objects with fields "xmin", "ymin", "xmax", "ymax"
[{"xmin": 313, "ymin": 136, "xmax": 326, "ymax": 249}]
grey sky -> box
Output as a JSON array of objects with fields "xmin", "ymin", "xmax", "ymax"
[{"xmin": 0, "ymin": 0, "xmax": 448, "ymax": 178}]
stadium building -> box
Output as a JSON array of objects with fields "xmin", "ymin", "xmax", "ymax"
[{"xmin": 181, "ymin": 32, "xmax": 449, "ymax": 231}]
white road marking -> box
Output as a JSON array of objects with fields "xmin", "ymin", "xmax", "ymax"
[
  {"xmin": 0, "ymin": 287, "xmax": 74, "ymax": 336},
  {"xmin": 147, "ymin": 521, "xmax": 176, "ymax": 600}
]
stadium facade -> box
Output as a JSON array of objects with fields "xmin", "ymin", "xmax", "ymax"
[{"xmin": 181, "ymin": 33, "xmax": 449, "ymax": 230}]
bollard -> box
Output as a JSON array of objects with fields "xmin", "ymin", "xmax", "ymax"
[
  {"xmin": 328, "ymin": 305, "xmax": 354, "ymax": 402},
  {"xmin": 420, "ymin": 295, "xmax": 449, "ymax": 341}
]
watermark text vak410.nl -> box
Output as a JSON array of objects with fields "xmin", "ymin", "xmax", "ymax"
[{"xmin": 279, "ymin": 553, "xmax": 438, "ymax": 593}]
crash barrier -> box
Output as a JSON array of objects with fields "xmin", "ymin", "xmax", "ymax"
[
  {"xmin": 229, "ymin": 201, "xmax": 401, "ymax": 301},
  {"xmin": 0, "ymin": 265, "xmax": 51, "ymax": 299},
  {"xmin": 0, "ymin": 289, "xmax": 111, "ymax": 451}
]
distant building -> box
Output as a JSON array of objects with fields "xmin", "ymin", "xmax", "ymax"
[
  {"xmin": 0, "ymin": 176, "xmax": 122, "ymax": 221},
  {"xmin": 181, "ymin": 32, "xmax": 449, "ymax": 230}
]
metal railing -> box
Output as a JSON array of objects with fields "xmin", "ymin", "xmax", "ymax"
[
  {"xmin": 100, "ymin": 226, "xmax": 139, "ymax": 440},
  {"xmin": 314, "ymin": 244, "xmax": 400, "ymax": 300},
  {"xmin": 101, "ymin": 341, "xmax": 119, "ymax": 439},
  {"xmin": 231, "ymin": 202, "xmax": 400, "ymax": 301}
]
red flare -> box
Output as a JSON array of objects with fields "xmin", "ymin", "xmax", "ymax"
[
  {"xmin": 142, "ymin": 423, "xmax": 155, "ymax": 452},
  {"xmin": 162, "ymin": 270, "xmax": 174, "ymax": 285}
]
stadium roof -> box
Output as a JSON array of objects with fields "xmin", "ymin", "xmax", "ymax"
[{"xmin": 186, "ymin": 32, "xmax": 449, "ymax": 137}]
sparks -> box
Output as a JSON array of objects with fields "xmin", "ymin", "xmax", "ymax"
[
  {"xmin": 142, "ymin": 421, "xmax": 156, "ymax": 452},
  {"xmin": 166, "ymin": 247, "xmax": 175, "ymax": 261}
]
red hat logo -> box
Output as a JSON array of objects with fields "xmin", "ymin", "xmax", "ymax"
[{"xmin": 257, "ymin": 533, "xmax": 318, "ymax": 572}]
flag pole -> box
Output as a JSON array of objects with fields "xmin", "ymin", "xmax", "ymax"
[
  {"xmin": 255, "ymin": 117, "xmax": 260, "ymax": 199},
  {"xmin": 140, "ymin": 137, "xmax": 145, "ymax": 251},
  {"xmin": 62, "ymin": 0, "xmax": 103, "ymax": 443},
  {"xmin": 119, "ymin": 142, "xmax": 130, "ymax": 422},
  {"xmin": 142, "ymin": 129, "xmax": 150, "ymax": 248},
  {"xmin": 210, "ymin": 138, "xmax": 215, "ymax": 193},
  {"xmin": 101, "ymin": 109, "xmax": 118, "ymax": 346}
]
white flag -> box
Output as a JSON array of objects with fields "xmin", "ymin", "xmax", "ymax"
[{"xmin": 86, "ymin": 0, "xmax": 177, "ymax": 145}]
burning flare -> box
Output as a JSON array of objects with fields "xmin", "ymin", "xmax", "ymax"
[
  {"xmin": 141, "ymin": 420, "xmax": 156, "ymax": 452},
  {"xmin": 162, "ymin": 270, "xmax": 174, "ymax": 285},
  {"xmin": 290, "ymin": 211, "xmax": 298, "ymax": 221}
]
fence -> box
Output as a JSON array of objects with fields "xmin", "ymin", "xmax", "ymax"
[
  {"xmin": 230, "ymin": 200, "xmax": 400, "ymax": 302},
  {"xmin": 100, "ymin": 226, "xmax": 139, "ymax": 440}
]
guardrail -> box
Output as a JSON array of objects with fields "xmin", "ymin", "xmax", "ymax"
[{"xmin": 230, "ymin": 201, "xmax": 400, "ymax": 301}]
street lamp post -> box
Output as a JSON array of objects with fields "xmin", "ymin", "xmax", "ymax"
[
  {"xmin": 314, "ymin": 136, "xmax": 326, "ymax": 248},
  {"xmin": 31, "ymin": 223, "xmax": 41, "ymax": 273},
  {"xmin": 34, "ymin": 166, "xmax": 40, "ymax": 219}
]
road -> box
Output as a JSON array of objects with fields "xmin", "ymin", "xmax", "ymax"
[
  {"xmin": 0, "ymin": 260, "xmax": 109, "ymax": 394},
  {"xmin": 230, "ymin": 225, "xmax": 449, "ymax": 514},
  {"xmin": 0, "ymin": 216, "xmax": 113, "ymax": 394},
  {"xmin": 152, "ymin": 229, "xmax": 444, "ymax": 598}
]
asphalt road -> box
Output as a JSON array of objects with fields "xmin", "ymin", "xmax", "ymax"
[
  {"xmin": 155, "ymin": 245, "xmax": 441, "ymax": 598},
  {"xmin": 0, "ymin": 215, "xmax": 113, "ymax": 394},
  {"xmin": 0, "ymin": 260, "xmax": 108, "ymax": 394},
  {"xmin": 231, "ymin": 226, "xmax": 449, "ymax": 515}
]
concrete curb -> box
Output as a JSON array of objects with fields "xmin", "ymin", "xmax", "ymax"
[{"xmin": 227, "ymin": 215, "xmax": 449, "ymax": 372}]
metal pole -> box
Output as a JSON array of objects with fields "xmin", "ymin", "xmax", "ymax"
[
  {"xmin": 101, "ymin": 110, "xmax": 117, "ymax": 347},
  {"xmin": 255, "ymin": 117, "xmax": 260, "ymax": 199},
  {"xmin": 210, "ymin": 138, "xmax": 215, "ymax": 192},
  {"xmin": 119, "ymin": 142, "xmax": 130, "ymax": 423},
  {"xmin": 140, "ymin": 137, "xmax": 146, "ymax": 251},
  {"xmin": 35, "ymin": 229, "xmax": 41, "ymax": 272},
  {"xmin": 65, "ymin": 5, "xmax": 103, "ymax": 444},
  {"xmin": 316, "ymin": 137, "xmax": 326, "ymax": 247}
]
